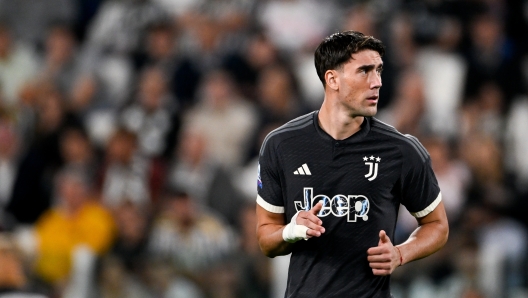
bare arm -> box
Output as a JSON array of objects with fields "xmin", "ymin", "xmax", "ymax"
[
  {"xmin": 256, "ymin": 202, "xmax": 324, "ymax": 258},
  {"xmin": 398, "ymin": 200, "xmax": 449, "ymax": 264},
  {"xmin": 367, "ymin": 201, "xmax": 449, "ymax": 275}
]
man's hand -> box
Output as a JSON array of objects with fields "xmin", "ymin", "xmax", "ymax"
[
  {"xmin": 257, "ymin": 201, "xmax": 326, "ymax": 256},
  {"xmin": 367, "ymin": 230, "xmax": 401, "ymax": 275},
  {"xmin": 296, "ymin": 202, "xmax": 325, "ymax": 238},
  {"xmin": 283, "ymin": 202, "xmax": 325, "ymax": 243}
]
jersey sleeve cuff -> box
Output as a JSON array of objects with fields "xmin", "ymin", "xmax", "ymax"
[
  {"xmin": 410, "ymin": 192, "xmax": 442, "ymax": 218},
  {"xmin": 256, "ymin": 195, "xmax": 284, "ymax": 213}
]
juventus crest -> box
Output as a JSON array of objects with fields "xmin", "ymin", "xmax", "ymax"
[{"xmin": 363, "ymin": 156, "xmax": 381, "ymax": 181}]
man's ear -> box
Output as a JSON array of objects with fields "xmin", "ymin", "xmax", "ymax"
[{"xmin": 325, "ymin": 70, "xmax": 339, "ymax": 91}]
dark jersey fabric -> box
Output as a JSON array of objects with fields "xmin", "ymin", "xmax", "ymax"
[{"xmin": 257, "ymin": 111, "xmax": 441, "ymax": 298}]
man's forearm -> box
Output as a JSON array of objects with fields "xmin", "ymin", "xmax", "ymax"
[
  {"xmin": 256, "ymin": 202, "xmax": 324, "ymax": 258},
  {"xmin": 397, "ymin": 220, "xmax": 448, "ymax": 265},
  {"xmin": 257, "ymin": 224, "xmax": 293, "ymax": 257}
]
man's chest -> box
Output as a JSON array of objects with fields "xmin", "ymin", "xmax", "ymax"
[{"xmin": 278, "ymin": 142, "xmax": 402, "ymax": 220}]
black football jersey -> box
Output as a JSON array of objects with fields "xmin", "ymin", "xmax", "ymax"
[{"xmin": 257, "ymin": 111, "xmax": 441, "ymax": 298}]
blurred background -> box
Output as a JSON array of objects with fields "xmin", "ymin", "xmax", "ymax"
[{"xmin": 0, "ymin": 0, "xmax": 527, "ymax": 297}]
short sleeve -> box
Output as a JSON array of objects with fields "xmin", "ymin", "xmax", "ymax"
[
  {"xmin": 399, "ymin": 139, "xmax": 441, "ymax": 218},
  {"xmin": 256, "ymin": 137, "xmax": 285, "ymax": 213}
]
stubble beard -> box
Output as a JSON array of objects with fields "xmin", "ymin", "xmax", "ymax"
[{"xmin": 348, "ymin": 104, "xmax": 377, "ymax": 118}]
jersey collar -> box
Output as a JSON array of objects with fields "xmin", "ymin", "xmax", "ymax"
[{"xmin": 313, "ymin": 110, "xmax": 371, "ymax": 145}]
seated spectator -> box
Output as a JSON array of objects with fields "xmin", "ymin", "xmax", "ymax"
[
  {"xmin": 256, "ymin": 0, "xmax": 337, "ymax": 52},
  {"xmin": 148, "ymin": 189, "xmax": 237, "ymax": 279},
  {"xmin": 222, "ymin": 32, "xmax": 284, "ymax": 101},
  {"xmin": 37, "ymin": 22, "xmax": 81, "ymax": 96},
  {"xmin": 0, "ymin": 22, "xmax": 38, "ymax": 109},
  {"xmin": 120, "ymin": 66, "xmax": 180, "ymax": 159},
  {"xmin": 8, "ymin": 83, "xmax": 82, "ymax": 224},
  {"xmin": 256, "ymin": 64, "xmax": 308, "ymax": 128},
  {"xmin": 415, "ymin": 17, "xmax": 466, "ymax": 138},
  {"xmin": 33, "ymin": 167, "xmax": 115, "ymax": 287},
  {"xmin": 98, "ymin": 128, "xmax": 151, "ymax": 208},
  {"xmin": 110, "ymin": 201, "xmax": 150, "ymax": 276},
  {"xmin": 377, "ymin": 69, "xmax": 426, "ymax": 137},
  {"xmin": 166, "ymin": 128, "xmax": 245, "ymax": 226},
  {"xmin": 133, "ymin": 21, "xmax": 201, "ymax": 108},
  {"xmin": 183, "ymin": 69, "xmax": 257, "ymax": 168},
  {"xmin": 59, "ymin": 126, "xmax": 98, "ymax": 188},
  {"xmin": 424, "ymin": 137, "xmax": 471, "ymax": 224},
  {"xmin": 245, "ymin": 64, "xmax": 309, "ymax": 160},
  {"xmin": 460, "ymin": 82, "xmax": 505, "ymax": 141}
]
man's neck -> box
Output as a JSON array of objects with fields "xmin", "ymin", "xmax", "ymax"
[{"xmin": 318, "ymin": 99, "xmax": 365, "ymax": 140}]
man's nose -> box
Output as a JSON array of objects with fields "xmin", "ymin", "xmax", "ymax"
[{"xmin": 370, "ymin": 73, "xmax": 382, "ymax": 89}]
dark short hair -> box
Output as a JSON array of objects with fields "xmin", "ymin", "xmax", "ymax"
[{"xmin": 314, "ymin": 30, "xmax": 385, "ymax": 87}]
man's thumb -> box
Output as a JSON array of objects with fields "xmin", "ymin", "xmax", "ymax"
[{"xmin": 379, "ymin": 230, "xmax": 390, "ymax": 244}]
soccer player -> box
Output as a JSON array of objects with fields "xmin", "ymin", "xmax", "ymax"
[{"xmin": 256, "ymin": 31, "xmax": 449, "ymax": 297}]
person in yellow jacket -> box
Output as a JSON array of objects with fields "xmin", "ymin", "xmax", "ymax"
[{"xmin": 34, "ymin": 167, "xmax": 116, "ymax": 285}]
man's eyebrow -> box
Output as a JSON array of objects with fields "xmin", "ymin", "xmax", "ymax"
[{"xmin": 357, "ymin": 63, "xmax": 383, "ymax": 71}]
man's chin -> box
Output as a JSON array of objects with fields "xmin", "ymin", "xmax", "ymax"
[{"xmin": 362, "ymin": 107, "xmax": 377, "ymax": 117}]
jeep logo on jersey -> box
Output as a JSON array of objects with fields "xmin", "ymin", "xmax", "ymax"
[
  {"xmin": 294, "ymin": 188, "xmax": 369, "ymax": 222},
  {"xmin": 363, "ymin": 156, "xmax": 381, "ymax": 181}
]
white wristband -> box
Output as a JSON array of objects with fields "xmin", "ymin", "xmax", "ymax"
[{"xmin": 282, "ymin": 211, "xmax": 309, "ymax": 243}]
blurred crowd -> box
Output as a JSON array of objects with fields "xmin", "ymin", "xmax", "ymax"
[{"xmin": 0, "ymin": 0, "xmax": 528, "ymax": 297}]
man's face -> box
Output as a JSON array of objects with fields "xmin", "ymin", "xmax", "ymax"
[{"xmin": 334, "ymin": 49, "xmax": 383, "ymax": 117}]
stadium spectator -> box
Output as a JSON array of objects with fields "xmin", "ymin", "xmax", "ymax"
[
  {"xmin": 424, "ymin": 137, "xmax": 471, "ymax": 224},
  {"xmin": 38, "ymin": 23, "xmax": 80, "ymax": 96},
  {"xmin": 110, "ymin": 201, "xmax": 150, "ymax": 276},
  {"xmin": 120, "ymin": 66, "xmax": 180, "ymax": 159},
  {"xmin": 464, "ymin": 11, "xmax": 524, "ymax": 110},
  {"xmin": 255, "ymin": 64, "xmax": 307, "ymax": 132},
  {"xmin": 134, "ymin": 21, "xmax": 201, "ymax": 108},
  {"xmin": 98, "ymin": 128, "xmax": 151, "ymax": 207},
  {"xmin": 148, "ymin": 189, "xmax": 237, "ymax": 280},
  {"xmin": 377, "ymin": 69, "xmax": 426, "ymax": 136},
  {"xmin": 415, "ymin": 17, "xmax": 467, "ymax": 138},
  {"xmin": 256, "ymin": 0, "xmax": 337, "ymax": 52},
  {"xmin": 7, "ymin": 84, "xmax": 82, "ymax": 224},
  {"xmin": 33, "ymin": 167, "xmax": 115, "ymax": 291},
  {"xmin": 460, "ymin": 82, "xmax": 505, "ymax": 140},
  {"xmin": 59, "ymin": 126, "xmax": 97, "ymax": 187},
  {"xmin": 0, "ymin": 0, "xmax": 76, "ymax": 46},
  {"xmin": 0, "ymin": 22, "xmax": 38, "ymax": 108},
  {"xmin": 166, "ymin": 126, "xmax": 245, "ymax": 225},
  {"xmin": 183, "ymin": 69, "xmax": 257, "ymax": 168}
]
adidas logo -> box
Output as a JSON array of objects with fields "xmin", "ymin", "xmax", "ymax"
[{"xmin": 294, "ymin": 163, "xmax": 311, "ymax": 175}]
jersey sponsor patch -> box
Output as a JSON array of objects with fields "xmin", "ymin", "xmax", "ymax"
[{"xmin": 295, "ymin": 188, "xmax": 370, "ymax": 222}]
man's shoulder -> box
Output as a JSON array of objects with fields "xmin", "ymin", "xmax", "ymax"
[
  {"xmin": 370, "ymin": 117, "xmax": 429, "ymax": 163},
  {"xmin": 259, "ymin": 111, "xmax": 316, "ymax": 157}
]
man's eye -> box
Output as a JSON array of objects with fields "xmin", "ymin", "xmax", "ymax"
[{"xmin": 377, "ymin": 68, "xmax": 383, "ymax": 74}]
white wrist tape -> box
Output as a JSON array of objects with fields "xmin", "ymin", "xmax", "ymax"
[{"xmin": 282, "ymin": 211, "xmax": 309, "ymax": 243}]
